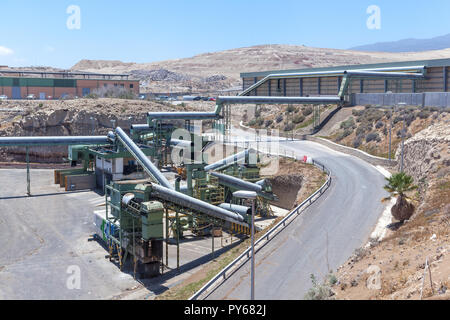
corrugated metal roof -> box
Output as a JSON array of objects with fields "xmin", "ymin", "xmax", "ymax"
[{"xmin": 240, "ymin": 58, "xmax": 450, "ymax": 78}]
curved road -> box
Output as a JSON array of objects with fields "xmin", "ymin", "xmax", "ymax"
[{"xmin": 206, "ymin": 139, "xmax": 389, "ymax": 300}]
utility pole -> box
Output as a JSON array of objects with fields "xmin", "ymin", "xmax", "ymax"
[
  {"xmin": 398, "ymin": 103, "xmax": 406, "ymax": 172},
  {"xmin": 389, "ymin": 106, "xmax": 393, "ymax": 161},
  {"xmin": 233, "ymin": 190, "xmax": 257, "ymax": 300}
]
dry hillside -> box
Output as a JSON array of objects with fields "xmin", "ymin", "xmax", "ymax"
[
  {"xmin": 331, "ymin": 119, "xmax": 450, "ymax": 300},
  {"xmin": 71, "ymin": 45, "xmax": 450, "ymax": 94}
]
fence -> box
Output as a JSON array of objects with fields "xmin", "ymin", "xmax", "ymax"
[{"xmin": 351, "ymin": 93, "xmax": 450, "ymax": 108}]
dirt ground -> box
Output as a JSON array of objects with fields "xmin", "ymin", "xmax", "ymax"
[
  {"xmin": 333, "ymin": 176, "xmax": 450, "ymax": 300},
  {"xmin": 331, "ymin": 119, "xmax": 450, "ymax": 300},
  {"xmin": 266, "ymin": 157, "xmax": 327, "ymax": 210}
]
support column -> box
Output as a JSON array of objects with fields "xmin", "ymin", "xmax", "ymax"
[
  {"xmin": 165, "ymin": 207, "xmax": 169, "ymax": 269},
  {"xmin": 26, "ymin": 147, "xmax": 30, "ymax": 196},
  {"xmin": 444, "ymin": 67, "xmax": 448, "ymax": 92},
  {"xmin": 211, "ymin": 225, "xmax": 215, "ymax": 260},
  {"xmin": 176, "ymin": 210, "xmax": 180, "ymax": 270},
  {"xmin": 299, "ymin": 78, "xmax": 303, "ymax": 96}
]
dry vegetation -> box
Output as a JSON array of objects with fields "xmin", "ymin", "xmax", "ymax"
[
  {"xmin": 243, "ymin": 104, "xmax": 336, "ymax": 134},
  {"xmin": 332, "ymin": 118, "xmax": 450, "ymax": 300},
  {"xmin": 320, "ymin": 106, "xmax": 449, "ymax": 158}
]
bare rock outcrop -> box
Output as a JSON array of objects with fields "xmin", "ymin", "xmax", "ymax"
[{"xmin": 396, "ymin": 120, "xmax": 450, "ymax": 183}]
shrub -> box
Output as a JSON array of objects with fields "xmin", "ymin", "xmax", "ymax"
[
  {"xmin": 302, "ymin": 107, "xmax": 313, "ymax": 116},
  {"xmin": 340, "ymin": 117, "xmax": 355, "ymax": 130},
  {"xmin": 284, "ymin": 123, "xmax": 294, "ymax": 132},
  {"xmin": 375, "ymin": 120, "xmax": 384, "ymax": 129},
  {"xmin": 336, "ymin": 129, "xmax": 353, "ymax": 142},
  {"xmin": 363, "ymin": 108, "xmax": 384, "ymax": 123},
  {"xmin": 256, "ymin": 118, "xmax": 264, "ymax": 126},
  {"xmin": 286, "ymin": 105, "xmax": 296, "ymax": 113},
  {"xmin": 248, "ymin": 119, "xmax": 257, "ymax": 126},
  {"xmin": 276, "ymin": 115, "xmax": 284, "ymax": 123},
  {"xmin": 352, "ymin": 109, "xmax": 364, "ymax": 117},
  {"xmin": 265, "ymin": 120, "xmax": 273, "ymax": 127},
  {"xmin": 366, "ymin": 132, "xmax": 380, "ymax": 143},
  {"xmin": 396, "ymin": 129, "xmax": 407, "ymax": 138},
  {"xmin": 404, "ymin": 113, "xmax": 416, "ymax": 126},
  {"xmin": 417, "ymin": 110, "xmax": 431, "ymax": 119},
  {"xmin": 356, "ymin": 122, "xmax": 372, "ymax": 136},
  {"xmin": 353, "ymin": 134, "xmax": 364, "ymax": 148},
  {"xmin": 292, "ymin": 115, "xmax": 305, "ymax": 124},
  {"xmin": 393, "ymin": 116, "xmax": 403, "ymax": 125},
  {"xmin": 304, "ymin": 274, "xmax": 335, "ymax": 300}
]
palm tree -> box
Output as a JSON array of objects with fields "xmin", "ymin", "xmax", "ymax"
[{"xmin": 383, "ymin": 172, "xmax": 418, "ymax": 222}]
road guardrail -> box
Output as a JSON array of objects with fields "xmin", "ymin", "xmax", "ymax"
[{"xmin": 189, "ymin": 158, "xmax": 332, "ymax": 300}]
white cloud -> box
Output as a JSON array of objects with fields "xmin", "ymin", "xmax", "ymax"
[{"xmin": 0, "ymin": 46, "xmax": 14, "ymax": 56}]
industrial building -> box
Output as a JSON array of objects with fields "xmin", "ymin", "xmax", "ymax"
[
  {"xmin": 240, "ymin": 58, "xmax": 450, "ymax": 107},
  {"xmin": 0, "ymin": 69, "xmax": 140, "ymax": 99},
  {"xmin": 0, "ymin": 96, "xmax": 284, "ymax": 278}
]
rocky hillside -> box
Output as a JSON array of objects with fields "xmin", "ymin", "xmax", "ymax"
[
  {"xmin": 71, "ymin": 45, "xmax": 450, "ymax": 94},
  {"xmin": 332, "ymin": 119, "xmax": 450, "ymax": 300},
  {"xmin": 0, "ymin": 98, "xmax": 212, "ymax": 162},
  {"xmin": 317, "ymin": 106, "xmax": 449, "ymax": 159}
]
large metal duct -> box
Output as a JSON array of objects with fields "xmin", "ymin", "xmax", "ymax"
[
  {"xmin": 204, "ymin": 149, "xmax": 253, "ymax": 172},
  {"xmin": 218, "ymin": 203, "xmax": 251, "ymax": 217},
  {"xmin": 147, "ymin": 112, "xmax": 221, "ymax": 121},
  {"xmin": 115, "ymin": 127, "xmax": 173, "ymax": 189},
  {"xmin": 344, "ymin": 70, "xmax": 425, "ymax": 79},
  {"xmin": 170, "ymin": 139, "xmax": 194, "ymax": 148},
  {"xmin": 210, "ymin": 172, "xmax": 263, "ymax": 193},
  {"xmin": 0, "ymin": 136, "xmax": 111, "ymax": 147},
  {"xmin": 150, "ymin": 183, "xmax": 246, "ymax": 226},
  {"xmin": 216, "ymin": 96, "xmax": 342, "ymax": 105}
]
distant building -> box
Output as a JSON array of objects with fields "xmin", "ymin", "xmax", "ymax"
[
  {"xmin": 240, "ymin": 58, "xmax": 450, "ymax": 107},
  {"xmin": 0, "ymin": 70, "xmax": 139, "ymax": 99}
]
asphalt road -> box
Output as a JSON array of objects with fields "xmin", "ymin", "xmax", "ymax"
[{"xmin": 206, "ymin": 139, "xmax": 389, "ymax": 300}]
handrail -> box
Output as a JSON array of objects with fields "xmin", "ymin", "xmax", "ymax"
[{"xmin": 189, "ymin": 159, "xmax": 332, "ymax": 300}]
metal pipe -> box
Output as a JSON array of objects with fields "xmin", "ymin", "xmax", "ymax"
[
  {"xmin": 344, "ymin": 71, "xmax": 425, "ymax": 79},
  {"xmin": 216, "ymin": 96, "xmax": 342, "ymax": 105},
  {"xmin": 150, "ymin": 183, "xmax": 246, "ymax": 225},
  {"xmin": 210, "ymin": 172, "xmax": 263, "ymax": 193},
  {"xmin": 0, "ymin": 136, "xmax": 111, "ymax": 147},
  {"xmin": 218, "ymin": 203, "xmax": 251, "ymax": 217},
  {"xmin": 147, "ymin": 112, "xmax": 221, "ymax": 121},
  {"xmin": 204, "ymin": 149, "xmax": 251, "ymax": 172},
  {"xmin": 115, "ymin": 127, "xmax": 173, "ymax": 189},
  {"xmin": 170, "ymin": 139, "xmax": 194, "ymax": 148}
]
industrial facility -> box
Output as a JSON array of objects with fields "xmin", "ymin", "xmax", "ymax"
[
  {"xmin": 240, "ymin": 58, "xmax": 450, "ymax": 107},
  {"xmin": 0, "ymin": 69, "xmax": 139, "ymax": 99},
  {"xmin": 0, "ymin": 96, "xmax": 298, "ymax": 279}
]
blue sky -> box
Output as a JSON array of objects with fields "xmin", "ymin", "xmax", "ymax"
[{"xmin": 0, "ymin": 0, "xmax": 449, "ymax": 68}]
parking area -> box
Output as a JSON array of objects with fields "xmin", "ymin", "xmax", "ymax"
[{"xmin": 0, "ymin": 169, "xmax": 244, "ymax": 299}]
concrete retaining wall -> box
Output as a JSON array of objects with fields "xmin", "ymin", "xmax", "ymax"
[
  {"xmin": 351, "ymin": 93, "xmax": 450, "ymax": 108},
  {"xmin": 305, "ymin": 136, "xmax": 397, "ymax": 167}
]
